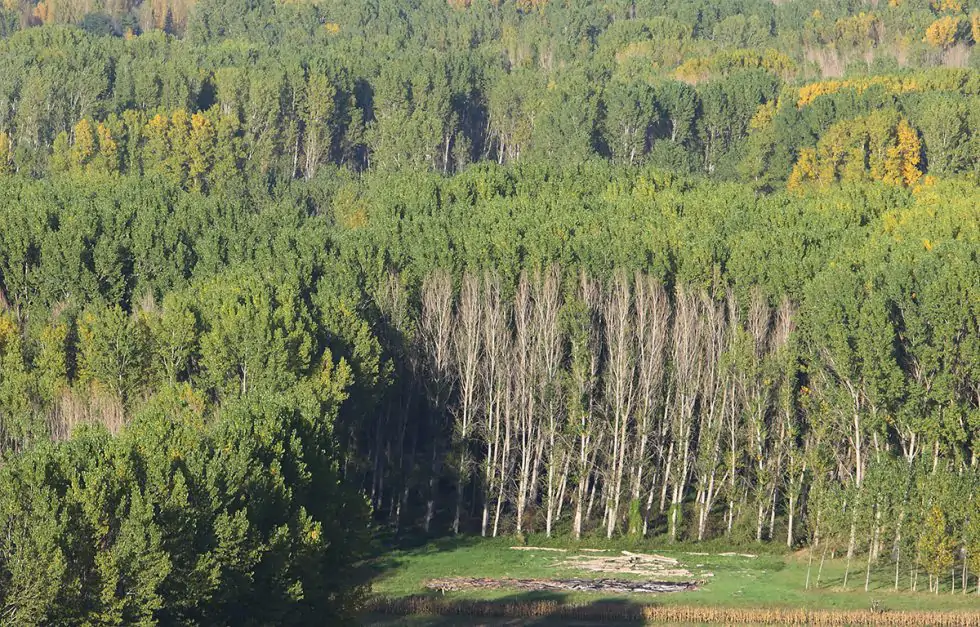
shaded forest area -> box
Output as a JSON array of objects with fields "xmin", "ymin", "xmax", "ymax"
[{"xmin": 0, "ymin": 0, "xmax": 977, "ymax": 623}]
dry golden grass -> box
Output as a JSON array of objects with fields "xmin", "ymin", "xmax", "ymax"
[
  {"xmin": 367, "ymin": 596, "xmax": 980, "ymax": 626},
  {"xmin": 48, "ymin": 386, "xmax": 126, "ymax": 440}
]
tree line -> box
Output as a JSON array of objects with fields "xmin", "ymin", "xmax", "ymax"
[{"xmin": 2, "ymin": 4, "xmax": 980, "ymax": 186}]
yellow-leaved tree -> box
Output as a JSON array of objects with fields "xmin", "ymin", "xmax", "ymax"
[
  {"xmin": 931, "ymin": 0, "xmax": 963, "ymax": 13},
  {"xmin": 892, "ymin": 119, "xmax": 923, "ymax": 186},
  {"xmin": 70, "ymin": 118, "xmax": 96, "ymax": 171},
  {"xmin": 94, "ymin": 123, "xmax": 119, "ymax": 174},
  {"xmin": 0, "ymin": 131, "xmax": 11, "ymax": 175},
  {"xmin": 787, "ymin": 148, "xmax": 817, "ymax": 191},
  {"xmin": 925, "ymin": 16, "xmax": 962, "ymax": 50},
  {"xmin": 918, "ymin": 506, "xmax": 955, "ymax": 593},
  {"xmin": 788, "ymin": 112, "xmax": 922, "ymax": 189}
]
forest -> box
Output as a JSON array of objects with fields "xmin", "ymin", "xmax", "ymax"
[{"xmin": 0, "ymin": 0, "xmax": 977, "ymax": 623}]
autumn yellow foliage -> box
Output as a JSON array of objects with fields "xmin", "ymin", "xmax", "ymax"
[
  {"xmin": 32, "ymin": 0, "xmax": 53, "ymax": 24},
  {"xmin": 789, "ymin": 112, "xmax": 922, "ymax": 190},
  {"xmin": 796, "ymin": 76, "xmax": 918, "ymax": 108},
  {"xmin": 148, "ymin": 113, "xmax": 169, "ymax": 136},
  {"xmin": 748, "ymin": 100, "xmax": 778, "ymax": 131},
  {"xmin": 71, "ymin": 119, "xmax": 96, "ymax": 168},
  {"xmin": 333, "ymin": 185, "xmax": 369, "ymax": 230},
  {"xmin": 0, "ymin": 314, "xmax": 16, "ymax": 348},
  {"xmin": 614, "ymin": 40, "xmax": 655, "ymax": 66},
  {"xmin": 787, "ymin": 148, "xmax": 817, "ymax": 191},
  {"xmin": 834, "ymin": 12, "xmax": 881, "ymax": 48},
  {"xmin": 0, "ymin": 131, "xmax": 11, "ymax": 175},
  {"xmin": 516, "ymin": 0, "xmax": 547, "ymax": 12},
  {"xmin": 924, "ymin": 15, "xmax": 962, "ymax": 49},
  {"xmin": 96, "ymin": 123, "xmax": 118, "ymax": 173},
  {"xmin": 894, "ymin": 119, "xmax": 923, "ymax": 186},
  {"xmin": 187, "ymin": 113, "xmax": 215, "ymax": 190},
  {"xmin": 674, "ymin": 49, "xmax": 795, "ymax": 83},
  {"xmin": 931, "ymin": 0, "xmax": 963, "ymax": 13}
]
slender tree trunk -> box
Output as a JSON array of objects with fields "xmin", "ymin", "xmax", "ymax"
[
  {"xmin": 643, "ymin": 472, "xmax": 657, "ymax": 536},
  {"xmin": 768, "ymin": 486, "xmax": 778, "ymax": 540},
  {"xmin": 546, "ymin": 458, "xmax": 556, "ymax": 537},
  {"xmin": 787, "ymin": 494, "xmax": 795, "ymax": 549},
  {"xmin": 586, "ymin": 471, "xmax": 599, "ymax": 524},
  {"xmin": 574, "ymin": 436, "xmax": 587, "ymax": 540},
  {"xmin": 513, "ymin": 275, "xmax": 534, "ymax": 535},
  {"xmin": 698, "ymin": 467, "xmax": 717, "ymax": 541},
  {"xmin": 817, "ymin": 546, "xmax": 827, "ymax": 588},
  {"xmin": 425, "ymin": 469, "xmax": 437, "ymax": 532},
  {"xmin": 895, "ymin": 545, "xmax": 901, "ymax": 591},
  {"xmin": 805, "ymin": 546, "xmax": 814, "ymax": 590},
  {"xmin": 528, "ymin": 431, "xmax": 544, "ymax": 534},
  {"xmin": 756, "ymin": 500, "xmax": 766, "ymax": 543},
  {"xmin": 660, "ymin": 440, "xmax": 674, "ymax": 513},
  {"xmin": 555, "ymin": 452, "xmax": 570, "ymax": 524},
  {"xmin": 865, "ymin": 537, "xmax": 874, "ymax": 592},
  {"xmin": 492, "ymin": 473, "xmax": 506, "ymax": 537}
]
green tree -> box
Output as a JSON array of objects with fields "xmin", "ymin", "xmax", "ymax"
[
  {"xmin": 77, "ymin": 305, "xmax": 150, "ymax": 407},
  {"xmin": 919, "ymin": 505, "xmax": 956, "ymax": 593}
]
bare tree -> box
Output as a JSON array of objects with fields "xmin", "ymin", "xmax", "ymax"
[
  {"xmin": 533, "ymin": 265, "xmax": 565, "ymax": 537},
  {"xmin": 480, "ymin": 271, "xmax": 510, "ymax": 537},
  {"xmin": 513, "ymin": 273, "xmax": 536, "ymax": 535},
  {"xmin": 420, "ymin": 270, "xmax": 455, "ymax": 533},
  {"xmin": 694, "ymin": 292, "xmax": 729, "ymax": 541},
  {"xmin": 772, "ymin": 297, "xmax": 804, "ymax": 548},
  {"xmin": 568, "ymin": 271, "xmax": 602, "ymax": 539},
  {"xmin": 603, "ymin": 272, "xmax": 636, "ymax": 538},
  {"xmin": 737, "ymin": 288, "xmax": 774, "ymax": 542},
  {"xmin": 668, "ymin": 286, "xmax": 704, "ymax": 542},
  {"xmin": 723, "ymin": 289, "xmax": 744, "ymax": 537},
  {"xmin": 629, "ymin": 274, "xmax": 669, "ymax": 535},
  {"xmin": 451, "ymin": 272, "xmax": 482, "ymax": 533}
]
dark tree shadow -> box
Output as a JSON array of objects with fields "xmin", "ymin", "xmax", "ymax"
[
  {"xmin": 361, "ymin": 590, "xmax": 649, "ymax": 626},
  {"xmin": 353, "ymin": 531, "xmax": 488, "ymax": 592}
]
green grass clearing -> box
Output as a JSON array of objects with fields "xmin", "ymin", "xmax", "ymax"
[{"xmin": 367, "ymin": 536, "xmax": 980, "ymax": 613}]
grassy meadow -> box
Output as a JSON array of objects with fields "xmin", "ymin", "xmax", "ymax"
[{"xmin": 363, "ymin": 536, "xmax": 980, "ymax": 625}]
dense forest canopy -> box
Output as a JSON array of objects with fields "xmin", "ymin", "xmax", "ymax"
[{"xmin": 0, "ymin": 0, "xmax": 978, "ymax": 622}]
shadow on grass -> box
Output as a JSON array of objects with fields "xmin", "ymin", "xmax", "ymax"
[
  {"xmin": 363, "ymin": 590, "xmax": 648, "ymax": 626},
  {"xmin": 354, "ymin": 530, "xmax": 488, "ymax": 592}
]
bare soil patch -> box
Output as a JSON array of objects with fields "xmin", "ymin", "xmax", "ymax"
[
  {"xmin": 425, "ymin": 576, "xmax": 700, "ymax": 594},
  {"xmin": 560, "ymin": 550, "xmax": 694, "ymax": 577}
]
